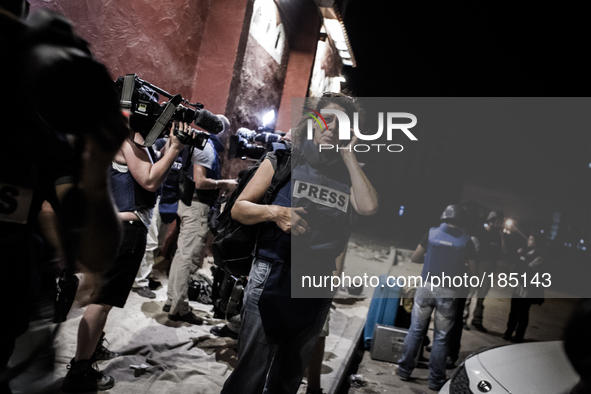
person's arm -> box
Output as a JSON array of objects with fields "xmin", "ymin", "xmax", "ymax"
[
  {"xmin": 528, "ymin": 255, "xmax": 543, "ymax": 269},
  {"xmin": 339, "ymin": 136, "xmax": 378, "ymax": 216},
  {"xmin": 121, "ymin": 123, "xmax": 188, "ymax": 192},
  {"xmin": 53, "ymin": 130, "xmax": 125, "ymax": 274},
  {"xmin": 193, "ymin": 164, "xmax": 237, "ymax": 191},
  {"xmin": 231, "ymin": 159, "xmax": 310, "ymax": 235},
  {"xmin": 411, "ymin": 244, "xmax": 426, "ymax": 264},
  {"xmin": 499, "ymin": 230, "xmax": 508, "ymax": 255},
  {"xmin": 467, "ymin": 258, "xmax": 477, "ymax": 277}
]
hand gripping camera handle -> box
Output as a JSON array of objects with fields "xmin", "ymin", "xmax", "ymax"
[{"xmin": 141, "ymin": 94, "xmax": 183, "ymax": 147}]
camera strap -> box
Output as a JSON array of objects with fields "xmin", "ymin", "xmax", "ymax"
[
  {"xmin": 120, "ymin": 74, "xmax": 135, "ymax": 112},
  {"xmin": 141, "ymin": 94, "xmax": 182, "ymax": 147}
]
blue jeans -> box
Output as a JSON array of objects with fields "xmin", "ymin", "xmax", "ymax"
[
  {"xmin": 398, "ymin": 284, "xmax": 457, "ymax": 388},
  {"xmin": 221, "ymin": 258, "xmax": 331, "ymax": 394}
]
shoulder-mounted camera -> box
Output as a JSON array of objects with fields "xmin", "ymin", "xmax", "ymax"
[{"xmin": 116, "ymin": 74, "xmax": 229, "ymax": 149}]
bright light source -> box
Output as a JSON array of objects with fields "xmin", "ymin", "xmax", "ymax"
[
  {"xmin": 398, "ymin": 205, "xmax": 405, "ymax": 216},
  {"xmin": 339, "ymin": 50, "xmax": 351, "ymax": 59},
  {"xmin": 342, "ymin": 59, "xmax": 353, "ymax": 66},
  {"xmin": 588, "ymin": 163, "xmax": 591, "ymax": 169},
  {"xmin": 581, "ymin": 239, "xmax": 585, "ymax": 244},
  {"xmin": 335, "ymin": 40, "xmax": 348, "ymax": 50},
  {"xmin": 540, "ymin": 229, "xmax": 544, "ymax": 233},
  {"xmin": 484, "ymin": 223, "xmax": 489, "ymax": 228},
  {"xmin": 505, "ymin": 219, "xmax": 513, "ymax": 227},
  {"xmin": 263, "ymin": 110, "xmax": 275, "ymax": 126},
  {"xmin": 324, "ymin": 19, "xmax": 345, "ymax": 42}
]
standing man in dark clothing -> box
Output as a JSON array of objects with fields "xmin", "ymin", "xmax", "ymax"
[
  {"xmin": 398, "ymin": 205, "xmax": 477, "ymax": 391},
  {"xmin": 464, "ymin": 210, "xmax": 506, "ymax": 332},
  {"xmin": 502, "ymin": 233, "xmax": 545, "ymax": 342},
  {"xmin": 446, "ymin": 203, "xmax": 483, "ymax": 368},
  {"xmin": 1, "ymin": 2, "xmax": 127, "ymax": 392}
]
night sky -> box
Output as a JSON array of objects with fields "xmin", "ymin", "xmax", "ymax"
[{"xmin": 341, "ymin": 2, "xmax": 591, "ymax": 237}]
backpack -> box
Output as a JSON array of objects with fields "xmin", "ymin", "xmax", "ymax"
[
  {"xmin": 157, "ymin": 140, "xmax": 184, "ymax": 223},
  {"xmin": 212, "ymin": 142, "xmax": 292, "ymax": 276},
  {"xmin": 177, "ymin": 146, "xmax": 196, "ymax": 206}
]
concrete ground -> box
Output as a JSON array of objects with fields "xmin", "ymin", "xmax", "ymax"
[
  {"xmin": 7, "ymin": 235, "xmax": 581, "ymax": 394},
  {"xmin": 345, "ymin": 248, "xmax": 581, "ymax": 394},
  {"xmin": 8, "ymin": 233, "xmax": 397, "ymax": 394}
]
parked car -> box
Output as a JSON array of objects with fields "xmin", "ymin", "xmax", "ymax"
[{"xmin": 439, "ymin": 341, "xmax": 579, "ymax": 393}]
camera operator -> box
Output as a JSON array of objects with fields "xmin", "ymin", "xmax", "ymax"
[
  {"xmin": 1, "ymin": 2, "xmax": 128, "ymax": 393},
  {"xmin": 163, "ymin": 129, "xmax": 237, "ymax": 324},
  {"xmin": 63, "ymin": 121, "xmax": 194, "ymax": 392}
]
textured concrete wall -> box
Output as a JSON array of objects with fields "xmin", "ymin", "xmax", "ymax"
[
  {"xmin": 222, "ymin": 28, "xmax": 288, "ymax": 179},
  {"xmin": 320, "ymin": 38, "xmax": 342, "ymax": 79},
  {"xmin": 274, "ymin": 0, "xmax": 321, "ymax": 133},
  {"xmin": 192, "ymin": 0, "xmax": 251, "ymax": 115},
  {"xmin": 275, "ymin": 50, "xmax": 316, "ymax": 132},
  {"xmin": 28, "ymin": 0, "xmax": 211, "ymax": 100}
]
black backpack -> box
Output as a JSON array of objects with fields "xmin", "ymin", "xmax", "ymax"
[{"xmin": 212, "ymin": 143, "xmax": 292, "ymax": 276}]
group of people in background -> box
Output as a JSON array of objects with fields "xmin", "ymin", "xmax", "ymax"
[{"xmin": 397, "ymin": 204, "xmax": 546, "ymax": 390}]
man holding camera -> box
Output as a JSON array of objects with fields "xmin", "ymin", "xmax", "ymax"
[
  {"xmin": 163, "ymin": 130, "xmax": 237, "ymax": 324},
  {"xmin": 63, "ymin": 121, "xmax": 195, "ymax": 392}
]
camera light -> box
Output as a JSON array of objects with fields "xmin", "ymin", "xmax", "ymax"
[{"xmin": 263, "ymin": 110, "xmax": 275, "ymax": 126}]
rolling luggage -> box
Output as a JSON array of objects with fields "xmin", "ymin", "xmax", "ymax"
[
  {"xmin": 370, "ymin": 324, "xmax": 408, "ymax": 363},
  {"xmin": 363, "ymin": 274, "xmax": 401, "ymax": 348}
]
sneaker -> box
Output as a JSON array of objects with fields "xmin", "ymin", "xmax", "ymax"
[
  {"xmin": 472, "ymin": 323, "xmax": 488, "ymax": 333},
  {"xmin": 148, "ymin": 277, "xmax": 162, "ymax": 290},
  {"xmin": 445, "ymin": 357, "xmax": 457, "ymax": 369},
  {"xmin": 133, "ymin": 286, "xmax": 156, "ymax": 299},
  {"xmin": 162, "ymin": 303, "xmax": 171, "ymax": 313},
  {"xmin": 62, "ymin": 358, "xmax": 114, "ymax": 392},
  {"xmin": 397, "ymin": 369, "xmax": 411, "ymax": 381},
  {"xmin": 210, "ymin": 324, "xmax": 238, "ymax": 340},
  {"xmin": 93, "ymin": 332, "xmax": 121, "ymax": 361},
  {"xmin": 168, "ymin": 312, "xmax": 203, "ymax": 325},
  {"xmin": 428, "ymin": 382, "xmax": 445, "ymax": 391}
]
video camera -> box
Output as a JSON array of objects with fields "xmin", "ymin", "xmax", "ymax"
[
  {"xmin": 229, "ymin": 126, "xmax": 284, "ymax": 160},
  {"xmin": 115, "ymin": 74, "xmax": 229, "ymax": 149}
]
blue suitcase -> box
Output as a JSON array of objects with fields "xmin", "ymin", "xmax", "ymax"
[{"xmin": 363, "ymin": 274, "xmax": 401, "ymax": 348}]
